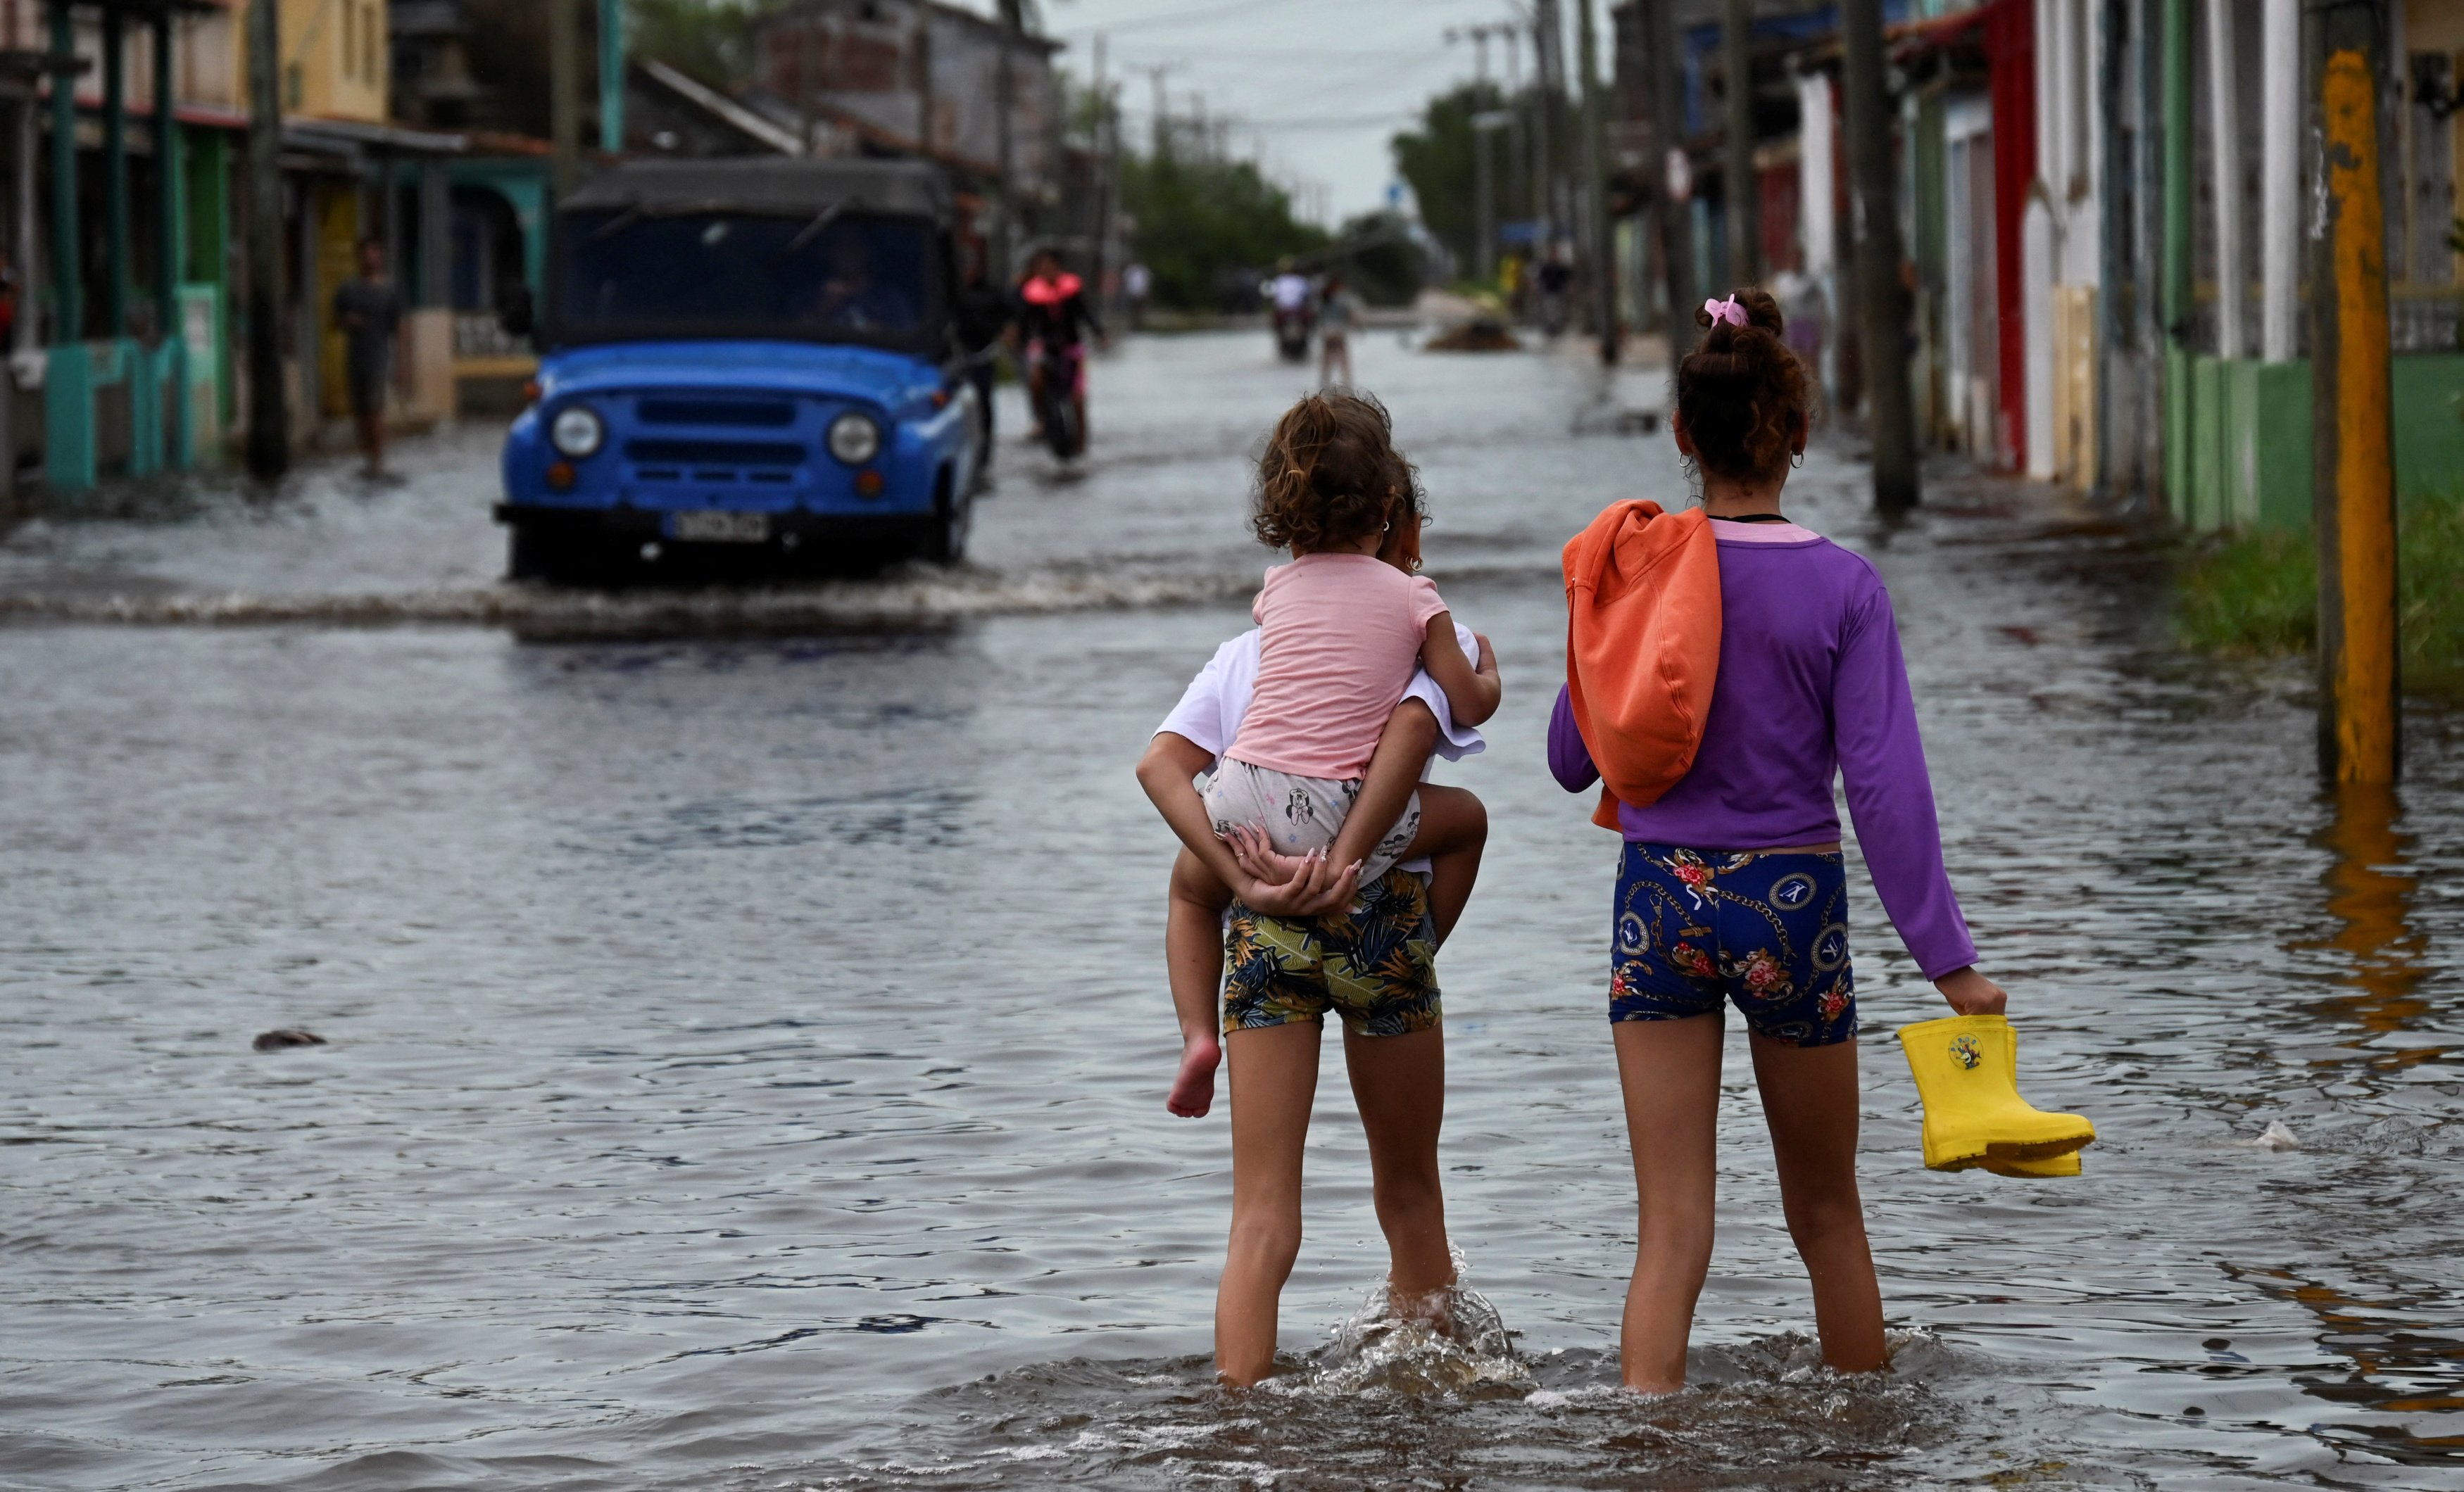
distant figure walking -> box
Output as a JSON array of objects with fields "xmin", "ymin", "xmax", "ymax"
[
  {"xmin": 1316, "ymin": 273, "xmax": 1362, "ymax": 388},
  {"xmin": 333, "ymin": 237, "xmax": 402, "ymax": 476},
  {"xmin": 1124, "ymin": 260, "xmax": 1152, "ymax": 331}
]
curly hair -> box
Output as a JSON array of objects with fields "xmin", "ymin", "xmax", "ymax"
[
  {"xmin": 1675, "ymin": 286, "xmax": 1814, "ymax": 482},
  {"xmin": 1252, "ymin": 391, "xmax": 1421, "ymax": 554}
]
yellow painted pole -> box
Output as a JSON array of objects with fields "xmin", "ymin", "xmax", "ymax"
[{"xmin": 2310, "ymin": 28, "xmax": 2399, "ymax": 785}]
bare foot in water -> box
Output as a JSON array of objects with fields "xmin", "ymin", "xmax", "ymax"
[{"xmin": 1167, "ymin": 1034, "xmax": 1221, "ymax": 1117}]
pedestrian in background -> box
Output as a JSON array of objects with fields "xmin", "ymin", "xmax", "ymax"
[
  {"xmin": 333, "ymin": 238, "xmax": 402, "ymax": 477},
  {"xmin": 1124, "ymin": 260, "xmax": 1152, "ymax": 331},
  {"xmin": 955, "ymin": 236, "xmax": 1014, "ymax": 470},
  {"xmin": 1316, "ymin": 272, "xmax": 1361, "ymax": 388}
]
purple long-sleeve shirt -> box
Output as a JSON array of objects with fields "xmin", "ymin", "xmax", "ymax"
[{"xmin": 1547, "ymin": 524, "xmax": 1978, "ymax": 979}]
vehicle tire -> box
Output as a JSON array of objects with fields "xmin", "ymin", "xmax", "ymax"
[
  {"xmin": 507, "ymin": 521, "xmax": 558, "ymax": 582},
  {"xmin": 1034, "ymin": 381, "xmax": 1082, "ymax": 460},
  {"xmin": 922, "ymin": 470, "xmax": 969, "ymax": 564}
]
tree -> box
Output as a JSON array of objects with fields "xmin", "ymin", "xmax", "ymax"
[
  {"xmin": 631, "ymin": 0, "xmax": 771, "ymax": 92},
  {"xmin": 1119, "ymin": 148, "xmax": 1327, "ymax": 312}
]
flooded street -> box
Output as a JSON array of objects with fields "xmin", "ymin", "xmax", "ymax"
[{"xmin": 2, "ymin": 329, "xmax": 2460, "ymax": 1490}]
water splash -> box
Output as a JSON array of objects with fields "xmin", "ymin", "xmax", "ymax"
[{"xmin": 1293, "ymin": 1249, "xmax": 1534, "ymax": 1398}]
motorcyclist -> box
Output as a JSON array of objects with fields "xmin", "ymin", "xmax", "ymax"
[
  {"xmin": 1267, "ymin": 256, "xmax": 1313, "ymax": 359},
  {"xmin": 1016, "ymin": 246, "xmax": 1106, "ymax": 447}
]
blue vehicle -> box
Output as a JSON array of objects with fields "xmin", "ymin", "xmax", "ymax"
[{"xmin": 495, "ymin": 158, "xmax": 983, "ymax": 581}]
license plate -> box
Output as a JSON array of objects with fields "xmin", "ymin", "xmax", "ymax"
[{"xmin": 666, "ymin": 510, "xmax": 769, "ymax": 543}]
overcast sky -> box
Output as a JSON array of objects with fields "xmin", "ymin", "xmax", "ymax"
[{"xmin": 954, "ymin": 0, "xmax": 1585, "ymax": 226}]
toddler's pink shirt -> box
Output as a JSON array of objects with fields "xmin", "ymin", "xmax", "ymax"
[{"xmin": 1224, "ymin": 552, "xmax": 1450, "ymax": 779}]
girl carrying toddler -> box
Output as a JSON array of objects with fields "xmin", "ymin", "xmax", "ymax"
[{"xmin": 1134, "ymin": 391, "xmax": 1498, "ymax": 1384}]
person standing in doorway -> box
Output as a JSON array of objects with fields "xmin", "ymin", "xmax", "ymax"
[{"xmin": 334, "ymin": 238, "xmax": 403, "ymax": 476}]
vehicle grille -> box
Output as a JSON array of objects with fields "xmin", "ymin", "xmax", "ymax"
[
  {"xmin": 624, "ymin": 439, "xmax": 805, "ymax": 468},
  {"xmin": 636, "ymin": 398, "xmax": 796, "ymax": 428}
]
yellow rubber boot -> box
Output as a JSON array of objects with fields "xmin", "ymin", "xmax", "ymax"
[{"xmin": 1897, "ymin": 1014, "xmax": 2095, "ymax": 1172}]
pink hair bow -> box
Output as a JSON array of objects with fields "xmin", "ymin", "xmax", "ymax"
[{"xmin": 1703, "ymin": 295, "xmax": 1747, "ymax": 327}]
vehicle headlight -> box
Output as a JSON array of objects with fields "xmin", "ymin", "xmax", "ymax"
[
  {"xmin": 827, "ymin": 411, "xmax": 883, "ymax": 466},
  {"xmin": 550, "ymin": 405, "xmax": 605, "ymax": 458}
]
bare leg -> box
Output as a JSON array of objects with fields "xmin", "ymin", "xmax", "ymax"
[
  {"xmin": 1343, "ymin": 1025, "xmax": 1453, "ymax": 1312},
  {"xmin": 1397, "ymin": 783, "xmax": 1486, "ymax": 944},
  {"xmin": 1612, "ymin": 1013, "xmax": 1723, "ymax": 1392},
  {"xmin": 1749, "ymin": 1035, "xmax": 1888, "ymax": 1374},
  {"xmin": 1166, "ymin": 848, "xmax": 1231, "ymax": 1118},
  {"xmin": 1217, "ymin": 1020, "xmax": 1321, "ymax": 1385}
]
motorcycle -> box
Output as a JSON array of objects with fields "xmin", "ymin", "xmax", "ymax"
[
  {"xmin": 1028, "ymin": 339, "xmax": 1086, "ymax": 460},
  {"xmin": 1272, "ymin": 305, "xmax": 1312, "ymax": 363}
]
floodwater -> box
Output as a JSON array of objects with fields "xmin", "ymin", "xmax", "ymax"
[{"xmin": 1, "ymin": 330, "xmax": 2460, "ymax": 1491}]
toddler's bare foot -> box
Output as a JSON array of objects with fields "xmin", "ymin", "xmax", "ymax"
[{"xmin": 1167, "ymin": 1034, "xmax": 1221, "ymax": 1118}]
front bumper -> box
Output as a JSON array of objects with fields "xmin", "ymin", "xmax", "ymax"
[{"xmin": 494, "ymin": 502, "xmax": 931, "ymax": 550}]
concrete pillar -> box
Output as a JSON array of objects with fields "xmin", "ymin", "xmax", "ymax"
[
  {"xmin": 2260, "ymin": 0, "xmax": 2298, "ymax": 362},
  {"xmin": 13, "ymin": 92, "xmax": 36, "ymax": 362},
  {"xmin": 418, "ymin": 160, "xmax": 449, "ymax": 308},
  {"xmin": 46, "ymin": 0, "xmax": 78, "ymax": 343},
  {"xmin": 599, "ymin": 0, "xmax": 626, "ymax": 153},
  {"xmin": 2204, "ymin": 0, "xmax": 2242, "ymax": 358},
  {"xmin": 102, "ymin": 5, "xmax": 125, "ymax": 337}
]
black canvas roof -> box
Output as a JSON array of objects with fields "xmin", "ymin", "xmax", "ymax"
[{"xmin": 562, "ymin": 158, "xmax": 952, "ymax": 222}]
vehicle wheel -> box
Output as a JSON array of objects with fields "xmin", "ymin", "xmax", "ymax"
[
  {"xmin": 508, "ymin": 522, "xmax": 557, "ymax": 581},
  {"xmin": 923, "ymin": 472, "xmax": 969, "ymax": 564}
]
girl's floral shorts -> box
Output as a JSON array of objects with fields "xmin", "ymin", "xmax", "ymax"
[{"xmin": 1609, "ymin": 843, "xmax": 1856, "ymax": 1047}]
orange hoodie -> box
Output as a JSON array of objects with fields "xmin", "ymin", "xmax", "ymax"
[{"xmin": 1561, "ymin": 500, "xmax": 1723, "ymax": 829}]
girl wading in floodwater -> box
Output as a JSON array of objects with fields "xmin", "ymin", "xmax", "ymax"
[{"xmin": 1549, "ymin": 289, "xmax": 2009, "ymax": 1392}]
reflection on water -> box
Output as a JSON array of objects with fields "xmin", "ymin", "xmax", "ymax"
[{"xmin": 2303, "ymin": 784, "xmax": 2435, "ymax": 1049}]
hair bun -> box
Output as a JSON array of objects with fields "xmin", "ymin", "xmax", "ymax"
[{"xmin": 1693, "ymin": 286, "xmax": 1786, "ymax": 343}]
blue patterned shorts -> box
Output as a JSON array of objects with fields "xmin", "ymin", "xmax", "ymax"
[{"xmin": 1609, "ymin": 842, "xmax": 1856, "ymax": 1047}]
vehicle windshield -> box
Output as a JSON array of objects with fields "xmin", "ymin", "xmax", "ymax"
[{"xmin": 555, "ymin": 210, "xmax": 939, "ymax": 347}]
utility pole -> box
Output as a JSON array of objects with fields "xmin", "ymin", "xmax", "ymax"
[
  {"xmin": 243, "ymin": 0, "xmax": 287, "ymax": 478},
  {"xmin": 2309, "ymin": 0, "xmax": 2399, "ymax": 785},
  {"xmin": 1722, "ymin": 0, "xmax": 1759, "ymax": 286},
  {"xmin": 1533, "ymin": 0, "xmax": 1561, "ymax": 244},
  {"xmin": 1578, "ymin": 0, "xmax": 1616, "ymax": 361},
  {"xmin": 1473, "ymin": 111, "xmax": 1511, "ymax": 282},
  {"xmin": 550, "ymin": 0, "xmax": 580, "ymax": 198},
  {"xmin": 993, "ymin": 0, "xmax": 1022, "ymax": 282},
  {"xmin": 1447, "ymin": 24, "xmax": 1507, "ymax": 281},
  {"xmin": 1090, "ymin": 34, "xmax": 1110, "ymax": 298},
  {"xmin": 1646, "ymin": 0, "xmax": 1695, "ymax": 359},
  {"xmin": 1840, "ymin": 0, "xmax": 1917, "ymax": 512}
]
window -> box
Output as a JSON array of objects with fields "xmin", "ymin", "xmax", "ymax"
[{"xmin": 343, "ymin": 3, "xmax": 357, "ymax": 80}]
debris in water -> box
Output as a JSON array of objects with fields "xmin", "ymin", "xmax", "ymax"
[
  {"xmin": 252, "ymin": 1030, "xmax": 327, "ymax": 1051},
  {"xmin": 2254, "ymin": 1120, "xmax": 2299, "ymax": 1151}
]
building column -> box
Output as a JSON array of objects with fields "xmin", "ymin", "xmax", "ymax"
[
  {"xmin": 2260, "ymin": 0, "xmax": 2298, "ymax": 362},
  {"xmin": 2204, "ymin": 0, "xmax": 2242, "ymax": 359},
  {"xmin": 599, "ymin": 0, "xmax": 626, "ymax": 153},
  {"xmin": 46, "ymin": 0, "xmax": 79, "ymax": 343},
  {"xmin": 101, "ymin": 4, "xmax": 126, "ymax": 337},
  {"xmin": 418, "ymin": 161, "xmax": 449, "ymax": 308}
]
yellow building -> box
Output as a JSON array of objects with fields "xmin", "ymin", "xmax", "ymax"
[{"xmin": 277, "ymin": 0, "xmax": 390, "ymax": 122}]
